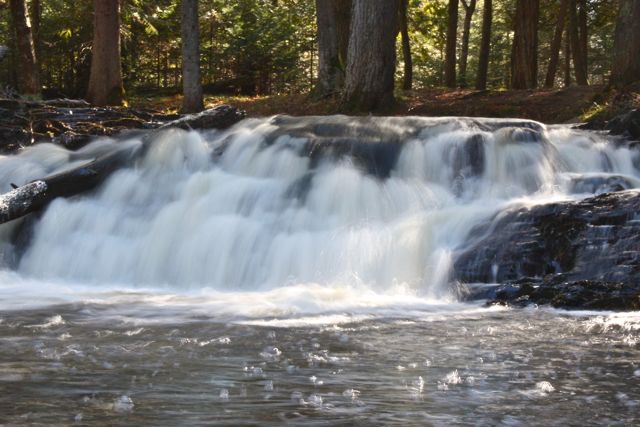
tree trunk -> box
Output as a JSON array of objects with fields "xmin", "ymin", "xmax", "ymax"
[
  {"xmin": 341, "ymin": 0, "xmax": 399, "ymax": 111},
  {"xmin": 86, "ymin": 0, "xmax": 124, "ymax": 106},
  {"xmin": 475, "ymin": 0, "xmax": 492, "ymax": 90},
  {"xmin": 568, "ymin": 0, "xmax": 587, "ymax": 85},
  {"xmin": 510, "ymin": 0, "xmax": 539, "ymax": 89},
  {"xmin": 578, "ymin": 0, "xmax": 588, "ymax": 74},
  {"xmin": 564, "ymin": 23, "xmax": 572, "ymax": 87},
  {"xmin": 30, "ymin": 0, "xmax": 41, "ymax": 73},
  {"xmin": 9, "ymin": 0, "xmax": 39, "ymax": 96},
  {"xmin": 611, "ymin": 0, "xmax": 640, "ymax": 87},
  {"xmin": 335, "ymin": 1, "xmax": 351, "ymax": 72},
  {"xmin": 458, "ymin": 0, "xmax": 476, "ymax": 88},
  {"xmin": 444, "ymin": 0, "xmax": 458, "ymax": 88},
  {"xmin": 181, "ymin": 0, "xmax": 204, "ymax": 113},
  {"xmin": 315, "ymin": 0, "xmax": 338, "ymax": 97},
  {"xmin": 315, "ymin": 0, "xmax": 351, "ymax": 97},
  {"xmin": 399, "ymin": 0, "xmax": 412, "ymax": 90},
  {"xmin": 544, "ymin": 0, "xmax": 568, "ymax": 88}
]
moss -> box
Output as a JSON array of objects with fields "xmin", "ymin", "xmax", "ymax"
[{"xmin": 581, "ymin": 102, "xmax": 609, "ymax": 122}]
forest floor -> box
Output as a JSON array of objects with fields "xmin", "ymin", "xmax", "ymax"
[{"xmin": 128, "ymin": 84, "xmax": 634, "ymax": 125}]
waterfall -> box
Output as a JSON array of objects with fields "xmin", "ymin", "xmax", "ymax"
[{"xmin": 0, "ymin": 116, "xmax": 638, "ymax": 304}]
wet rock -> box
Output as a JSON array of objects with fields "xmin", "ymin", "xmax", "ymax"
[
  {"xmin": 606, "ymin": 109, "xmax": 640, "ymax": 140},
  {"xmin": 304, "ymin": 136, "xmax": 403, "ymax": 178},
  {"xmin": 569, "ymin": 174, "xmax": 637, "ymax": 195},
  {"xmin": 0, "ymin": 99, "xmax": 246, "ymax": 152},
  {"xmin": 162, "ymin": 104, "xmax": 246, "ymax": 131},
  {"xmin": 455, "ymin": 190, "xmax": 640, "ymax": 310},
  {"xmin": 54, "ymin": 132, "xmax": 92, "ymax": 150},
  {"xmin": 495, "ymin": 127, "xmax": 545, "ymax": 144},
  {"xmin": 453, "ymin": 133, "xmax": 486, "ymax": 178},
  {"xmin": 469, "ymin": 279, "xmax": 640, "ymax": 311},
  {"xmin": 0, "ymin": 127, "xmax": 30, "ymax": 150}
]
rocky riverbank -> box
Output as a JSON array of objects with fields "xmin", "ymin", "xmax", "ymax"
[
  {"xmin": 457, "ymin": 190, "xmax": 640, "ymax": 310},
  {"xmin": 2, "ymin": 101, "xmax": 640, "ymax": 311},
  {"xmin": 0, "ymin": 98, "xmax": 245, "ymax": 152}
]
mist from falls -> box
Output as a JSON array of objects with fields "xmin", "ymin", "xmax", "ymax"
[{"xmin": 0, "ymin": 116, "xmax": 639, "ymax": 306}]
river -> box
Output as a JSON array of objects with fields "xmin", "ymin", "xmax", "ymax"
[{"xmin": 0, "ymin": 116, "xmax": 638, "ymax": 425}]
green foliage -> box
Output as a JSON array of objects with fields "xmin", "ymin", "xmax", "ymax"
[
  {"xmin": 404, "ymin": 0, "xmax": 449, "ymax": 88},
  {"xmin": 199, "ymin": 0, "xmax": 315, "ymax": 95},
  {"xmin": 0, "ymin": 0, "xmax": 623, "ymax": 99}
]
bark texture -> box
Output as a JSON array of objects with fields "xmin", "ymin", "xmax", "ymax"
[
  {"xmin": 564, "ymin": 23, "xmax": 572, "ymax": 87},
  {"xmin": 181, "ymin": 0, "xmax": 204, "ymax": 113},
  {"xmin": 444, "ymin": 0, "xmax": 458, "ymax": 88},
  {"xmin": 578, "ymin": 0, "xmax": 588, "ymax": 72},
  {"xmin": 30, "ymin": 0, "xmax": 41, "ymax": 73},
  {"xmin": 510, "ymin": 0, "xmax": 539, "ymax": 89},
  {"xmin": 458, "ymin": 0, "xmax": 476, "ymax": 88},
  {"xmin": 315, "ymin": 0, "xmax": 351, "ymax": 97},
  {"xmin": 475, "ymin": 0, "xmax": 492, "ymax": 90},
  {"xmin": 569, "ymin": 0, "xmax": 588, "ymax": 85},
  {"xmin": 544, "ymin": 0, "xmax": 568, "ymax": 88},
  {"xmin": 87, "ymin": 0, "xmax": 124, "ymax": 106},
  {"xmin": 399, "ymin": 0, "xmax": 412, "ymax": 90},
  {"xmin": 9, "ymin": 0, "xmax": 39, "ymax": 96},
  {"xmin": 611, "ymin": 0, "xmax": 640, "ymax": 87},
  {"xmin": 341, "ymin": 0, "xmax": 399, "ymax": 112}
]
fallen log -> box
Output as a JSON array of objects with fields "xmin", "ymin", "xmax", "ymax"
[
  {"xmin": 0, "ymin": 143, "xmax": 140, "ymax": 224},
  {"xmin": 0, "ymin": 105, "xmax": 246, "ymax": 225}
]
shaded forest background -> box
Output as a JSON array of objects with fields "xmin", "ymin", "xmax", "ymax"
[{"xmin": 0, "ymin": 0, "xmax": 637, "ymax": 121}]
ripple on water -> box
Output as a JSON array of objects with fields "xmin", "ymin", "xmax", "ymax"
[
  {"xmin": 113, "ymin": 395, "xmax": 134, "ymax": 413},
  {"xmin": 535, "ymin": 381, "xmax": 555, "ymax": 393}
]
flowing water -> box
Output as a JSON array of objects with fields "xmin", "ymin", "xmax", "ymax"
[{"xmin": 0, "ymin": 116, "xmax": 638, "ymax": 425}]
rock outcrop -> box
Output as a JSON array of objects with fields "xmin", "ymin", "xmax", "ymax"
[
  {"xmin": 0, "ymin": 98, "xmax": 245, "ymax": 152},
  {"xmin": 456, "ymin": 190, "xmax": 640, "ymax": 310}
]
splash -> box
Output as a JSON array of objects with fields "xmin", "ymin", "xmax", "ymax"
[{"xmin": 0, "ymin": 116, "xmax": 638, "ymax": 316}]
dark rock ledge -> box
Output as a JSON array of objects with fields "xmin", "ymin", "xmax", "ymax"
[
  {"xmin": 0, "ymin": 98, "xmax": 246, "ymax": 153},
  {"xmin": 455, "ymin": 190, "xmax": 640, "ymax": 310},
  {"xmin": 581, "ymin": 108, "xmax": 640, "ymax": 145}
]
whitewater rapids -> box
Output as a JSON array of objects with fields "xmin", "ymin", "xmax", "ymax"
[
  {"xmin": 1, "ymin": 116, "xmax": 640, "ymax": 426},
  {"xmin": 0, "ymin": 115, "xmax": 638, "ymax": 317}
]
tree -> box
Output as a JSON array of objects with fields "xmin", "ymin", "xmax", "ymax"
[
  {"xmin": 564, "ymin": 22, "xmax": 572, "ymax": 87},
  {"xmin": 578, "ymin": 0, "xmax": 588, "ymax": 75},
  {"xmin": 30, "ymin": 0, "xmax": 41, "ymax": 73},
  {"xmin": 315, "ymin": 0, "xmax": 351, "ymax": 97},
  {"xmin": 568, "ymin": 0, "xmax": 588, "ymax": 85},
  {"xmin": 511, "ymin": 0, "xmax": 539, "ymax": 89},
  {"xmin": 475, "ymin": 0, "xmax": 492, "ymax": 90},
  {"xmin": 9, "ymin": 0, "xmax": 39, "ymax": 96},
  {"xmin": 181, "ymin": 0, "xmax": 204, "ymax": 112},
  {"xmin": 611, "ymin": 0, "xmax": 640, "ymax": 87},
  {"xmin": 444, "ymin": 0, "xmax": 458, "ymax": 88},
  {"xmin": 399, "ymin": 0, "xmax": 412, "ymax": 90},
  {"xmin": 544, "ymin": 0, "xmax": 568, "ymax": 88},
  {"xmin": 341, "ymin": 0, "xmax": 399, "ymax": 111},
  {"xmin": 87, "ymin": 0, "xmax": 124, "ymax": 106},
  {"xmin": 458, "ymin": 0, "xmax": 476, "ymax": 88}
]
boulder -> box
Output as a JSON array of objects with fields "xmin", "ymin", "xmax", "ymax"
[
  {"xmin": 606, "ymin": 109, "xmax": 640, "ymax": 140},
  {"xmin": 455, "ymin": 190, "xmax": 640, "ymax": 310}
]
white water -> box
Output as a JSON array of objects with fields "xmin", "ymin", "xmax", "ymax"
[{"xmin": 0, "ymin": 116, "xmax": 639, "ymax": 320}]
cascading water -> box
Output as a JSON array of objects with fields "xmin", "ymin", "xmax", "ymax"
[
  {"xmin": 1, "ymin": 116, "xmax": 639, "ymax": 425},
  {"xmin": 1, "ymin": 116, "xmax": 639, "ymax": 299},
  {"xmin": 0, "ymin": 117, "xmax": 640, "ymax": 299}
]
